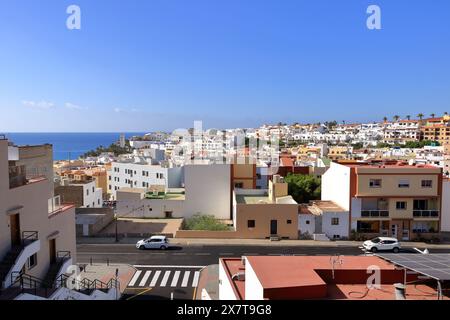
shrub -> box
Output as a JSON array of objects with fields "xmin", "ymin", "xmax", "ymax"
[{"xmin": 183, "ymin": 214, "xmax": 230, "ymax": 231}]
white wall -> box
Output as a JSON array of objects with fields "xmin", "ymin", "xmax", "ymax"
[
  {"xmin": 441, "ymin": 180, "xmax": 450, "ymax": 232},
  {"xmin": 109, "ymin": 162, "xmax": 168, "ymax": 198},
  {"xmin": 116, "ymin": 197, "xmax": 185, "ymax": 218},
  {"xmin": 298, "ymin": 214, "xmax": 315, "ymax": 235},
  {"xmin": 321, "ymin": 162, "xmax": 351, "ymax": 211},
  {"xmin": 82, "ymin": 181, "xmax": 102, "ymax": 208},
  {"xmin": 219, "ymin": 260, "xmax": 238, "ymax": 300},
  {"xmin": 321, "ymin": 212, "xmax": 349, "ymax": 239},
  {"xmin": 244, "ymin": 257, "xmax": 264, "ymax": 300},
  {"xmin": 184, "ymin": 164, "xmax": 231, "ymax": 219}
]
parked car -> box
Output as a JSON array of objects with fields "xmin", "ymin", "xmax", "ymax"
[
  {"xmin": 136, "ymin": 235, "xmax": 170, "ymax": 250},
  {"xmin": 363, "ymin": 237, "xmax": 401, "ymax": 253}
]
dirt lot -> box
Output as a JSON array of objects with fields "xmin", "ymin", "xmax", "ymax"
[{"xmin": 98, "ymin": 218, "xmax": 183, "ymax": 238}]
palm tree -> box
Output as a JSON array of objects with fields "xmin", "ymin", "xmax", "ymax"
[
  {"xmin": 417, "ymin": 113, "xmax": 424, "ymax": 120},
  {"xmin": 393, "ymin": 115, "xmax": 400, "ymax": 122},
  {"xmin": 406, "ymin": 115, "xmax": 411, "ymax": 120},
  {"xmin": 383, "ymin": 116, "xmax": 388, "ymax": 123},
  {"xmin": 430, "ymin": 113, "xmax": 436, "ymax": 119}
]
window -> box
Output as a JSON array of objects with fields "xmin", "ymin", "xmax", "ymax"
[
  {"xmin": 369, "ymin": 179, "xmax": 382, "ymax": 188},
  {"xmin": 109, "ymin": 176, "xmax": 111, "ymax": 181},
  {"xmin": 306, "ymin": 220, "xmax": 310, "ymax": 225},
  {"xmin": 109, "ymin": 185, "xmax": 111, "ymax": 190},
  {"xmin": 92, "ymin": 187, "xmax": 95, "ymax": 192},
  {"xmin": 331, "ymin": 218, "xmax": 339, "ymax": 225},
  {"xmin": 28, "ymin": 253, "xmax": 37, "ymax": 269},
  {"xmin": 247, "ymin": 220, "xmax": 255, "ymax": 228},
  {"xmin": 422, "ymin": 180, "xmax": 432, "ymax": 188},
  {"xmin": 287, "ymin": 220, "xmax": 292, "ymax": 224},
  {"xmin": 142, "ymin": 182, "xmax": 146, "ymax": 187},
  {"xmin": 235, "ymin": 182, "xmax": 244, "ymax": 188},
  {"xmin": 396, "ymin": 201, "xmax": 407, "ymax": 210},
  {"xmin": 398, "ymin": 179, "xmax": 410, "ymax": 188},
  {"xmin": 86, "ymin": 189, "xmax": 89, "ymax": 196},
  {"xmin": 98, "ymin": 199, "xmax": 100, "ymax": 205}
]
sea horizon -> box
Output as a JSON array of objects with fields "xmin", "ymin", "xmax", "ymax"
[{"xmin": 3, "ymin": 132, "xmax": 146, "ymax": 161}]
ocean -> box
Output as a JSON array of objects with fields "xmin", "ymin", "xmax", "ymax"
[{"xmin": 4, "ymin": 132, "xmax": 145, "ymax": 161}]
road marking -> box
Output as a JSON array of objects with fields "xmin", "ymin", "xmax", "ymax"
[
  {"xmin": 268, "ymin": 253, "xmax": 280, "ymax": 256},
  {"xmin": 181, "ymin": 271, "xmax": 191, "ymax": 287},
  {"xmin": 133, "ymin": 265, "xmax": 205, "ymax": 268},
  {"xmin": 172, "ymin": 253, "xmax": 186, "ymax": 255},
  {"xmin": 171, "ymin": 271, "xmax": 181, "ymax": 287},
  {"xmin": 219, "ymin": 253, "xmax": 234, "ymax": 255},
  {"xmin": 128, "ymin": 270, "xmax": 142, "ymax": 287},
  {"xmin": 149, "ymin": 270, "xmax": 161, "ymax": 287},
  {"xmin": 195, "ymin": 253, "xmax": 210, "ymax": 256},
  {"xmin": 192, "ymin": 271, "xmax": 200, "ymax": 287},
  {"xmin": 244, "ymin": 253, "xmax": 258, "ymax": 255},
  {"xmin": 126, "ymin": 288, "xmax": 152, "ymax": 300},
  {"xmin": 139, "ymin": 271, "xmax": 152, "ymax": 287},
  {"xmin": 160, "ymin": 271, "xmax": 171, "ymax": 287}
]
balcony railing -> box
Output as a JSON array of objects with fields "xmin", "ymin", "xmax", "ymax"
[
  {"xmin": 413, "ymin": 210, "xmax": 439, "ymax": 218},
  {"xmin": 361, "ymin": 210, "xmax": 389, "ymax": 218}
]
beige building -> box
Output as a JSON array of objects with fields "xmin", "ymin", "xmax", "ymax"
[
  {"xmin": 232, "ymin": 175, "xmax": 298, "ymax": 239},
  {"xmin": 0, "ymin": 138, "xmax": 76, "ymax": 295},
  {"xmin": 322, "ymin": 160, "xmax": 443, "ymax": 240}
]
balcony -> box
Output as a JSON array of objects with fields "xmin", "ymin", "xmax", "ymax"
[
  {"xmin": 413, "ymin": 210, "xmax": 439, "ymax": 218},
  {"xmin": 361, "ymin": 210, "xmax": 389, "ymax": 218}
]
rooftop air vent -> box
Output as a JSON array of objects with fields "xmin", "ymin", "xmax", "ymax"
[{"xmin": 232, "ymin": 272, "xmax": 245, "ymax": 281}]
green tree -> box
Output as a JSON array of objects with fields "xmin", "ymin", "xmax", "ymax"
[
  {"xmin": 406, "ymin": 115, "xmax": 411, "ymax": 120},
  {"xmin": 284, "ymin": 174, "xmax": 321, "ymax": 204},
  {"xmin": 417, "ymin": 113, "xmax": 424, "ymax": 120},
  {"xmin": 393, "ymin": 115, "xmax": 400, "ymax": 122}
]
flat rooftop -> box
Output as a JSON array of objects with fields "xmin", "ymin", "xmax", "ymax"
[
  {"xmin": 235, "ymin": 194, "xmax": 270, "ymax": 204},
  {"xmin": 220, "ymin": 255, "xmax": 447, "ymax": 300}
]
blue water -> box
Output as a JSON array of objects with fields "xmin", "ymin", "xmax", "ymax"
[{"xmin": 4, "ymin": 133, "xmax": 145, "ymax": 160}]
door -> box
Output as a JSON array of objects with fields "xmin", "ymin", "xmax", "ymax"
[
  {"xmin": 391, "ymin": 224, "xmax": 398, "ymax": 239},
  {"xmin": 49, "ymin": 239, "xmax": 56, "ymax": 264},
  {"xmin": 10, "ymin": 214, "xmax": 21, "ymax": 246},
  {"xmin": 270, "ymin": 220, "xmax": 278, "ymax": 235}
]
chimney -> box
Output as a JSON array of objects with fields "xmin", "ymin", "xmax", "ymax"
[{"xmin": 394, "ymin": 283, "xmax": 406, "ymax": 300}]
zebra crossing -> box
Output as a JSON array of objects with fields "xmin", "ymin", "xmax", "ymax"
[{"xmin": 127, "ymin": 266, "xmax": 202, "ymax": 289}]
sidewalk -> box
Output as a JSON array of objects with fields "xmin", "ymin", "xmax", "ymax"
[
  {"xmin": 77, "ymin": 236, "xmax": 450, "ymax": 249},
  {"xmin": 77, "ymin": 263, "xmax": 136, "ymax": 295}
]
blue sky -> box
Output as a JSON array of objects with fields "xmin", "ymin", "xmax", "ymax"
[{"xmin": 0, "ymin": 0, "xmax": 449, "ymax": 132}]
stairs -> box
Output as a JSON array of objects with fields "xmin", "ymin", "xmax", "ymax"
[
  {"xmin": 0, "ymin": 246, "xmax": 23, "ymax": 285},
  {"xmin": 42, "ymin": 262, "xmax": 63, "ymax": 287}
]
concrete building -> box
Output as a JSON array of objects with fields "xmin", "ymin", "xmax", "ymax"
[
  {"xmin": 322, "ymin": 160, "xmax": 443, "ymax": 240},
  {"xmin": 298, "ymin": 200, "xmax": 349, "ymax": 240},
  {"xmin": 0, "ymin": 138, "xmax": 76, "ymax": 297},
  {"xmin": 231, "ymin": 175, "xmax": 298, "ymax": 239},
  {"xmin": 55, "ymin": 175, "xmax": 103, "ymax": 208},
  {"xmin": 218, "ymin": 255, "xmax": 446, "ymax": 300}
]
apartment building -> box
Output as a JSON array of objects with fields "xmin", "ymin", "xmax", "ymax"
[
  {"xmin": 108, "ymin": 160, "xmax": 182, "ymax": 199},
  {"xmin": 59, "ymin": 168, "xmax": 108, "ymax": 199},
  {"xmin": 383, "ymin": 120, "xmax": 421, "ymax": 144},
  {"xmin": 321, "ymin": 160, "xmax": 443, "ymax": 240},
  {"xmin": 0, "ymin": 138, "xmax": 76, "ymax": 296}
]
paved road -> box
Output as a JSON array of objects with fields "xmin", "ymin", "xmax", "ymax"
[
  {"xmin": 121, "ymin": 266, "xmax": 202, "ymax": 300},
  {"xmin": 76, "ymin": 244, "xmax": 450, "ymax": 300},
  {"xmin": 77, "ymin": 243, "xmax": 450, "ymax": 266}
]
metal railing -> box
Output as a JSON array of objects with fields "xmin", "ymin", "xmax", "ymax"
[
  {"xmin": 413, "ymin": 210, "xmax": 439, "ymax": 217},
  {"xmin": 21, "ymin": 231, "xmax": 38, "ymax": 246},
  {"xmin": 361, "ymin": 210, "xmax": 389, "ymax": 217},
  {"xmin": 10, "ymin": 272, "xmax": 56, "ymax": 299}
]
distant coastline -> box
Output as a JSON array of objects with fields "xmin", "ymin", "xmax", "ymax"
[{"xmin": 4, "ymin": 132, "xmax": 145, "ymax": 161}]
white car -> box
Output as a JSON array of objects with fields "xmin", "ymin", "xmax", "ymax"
[
  {"xmin": 363, "ymin": 237, "xmax": 401, "ymax": 253},
  {"xmin": 136, "ymin": 235, "xmax": 170, "ymax": 250}
]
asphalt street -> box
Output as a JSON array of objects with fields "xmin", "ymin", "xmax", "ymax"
[{"xmin": 76, "ymin": 243, "xmax": 450, "ymax": 300}]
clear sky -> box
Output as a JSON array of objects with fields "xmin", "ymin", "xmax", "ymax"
[{"xmin": 1, "ymin": 0, "xmax": 449, "ymax": 132}]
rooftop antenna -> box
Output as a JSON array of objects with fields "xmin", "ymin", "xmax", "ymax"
[{"xmin": 330, "ymin": 254, "xmax": 343, "ymax": 280}]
